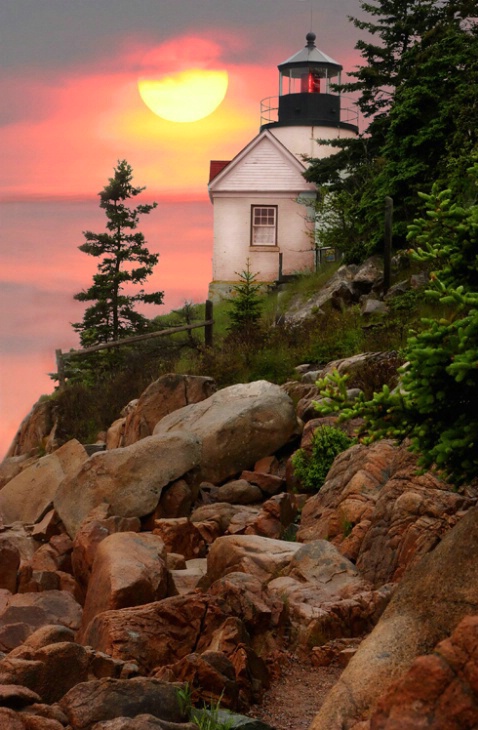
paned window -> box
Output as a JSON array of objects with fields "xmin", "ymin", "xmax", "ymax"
[{"xmin": 251, "ymin": 206, "xmax": 277, "ymax": 245}]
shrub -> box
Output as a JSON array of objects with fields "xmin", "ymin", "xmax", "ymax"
[{"xmin": 291, "ymin": 425, "xmax": 353, "ymax": 493}]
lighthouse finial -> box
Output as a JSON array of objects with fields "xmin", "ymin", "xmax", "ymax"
[{"xmin": 305, "ymin": 31, "xmax": 316, "ymax": 48}]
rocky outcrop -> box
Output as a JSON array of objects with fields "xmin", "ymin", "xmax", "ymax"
[
  {"xmin": 319, "ymin": 351, "xmax": 402, "ymax": 397},
  {"xmin": 203, "ymin": 535, "xmax": 301, "ymax": 587},
  {"xmin": 285, "ymin": 351, "xmax": 402, "ymax": 423},
  {"xmin": 310, "ymin": 507, "xmax": 478, "ymax": 730},
  {"xmin": 285, "ymin": 257, "xmax": 384, "ymax": 325},
  {"xmin": 298, "ymin": 441, "xmax": 468, "ymax": 587},
  {"xmin": 54, "ymin": 432, "xmax": 202, "ymax": 538},
  {"xmin": 152, "ymin": 381, "xmax": 298, "ymax": 484},
  {"xmin": 71, "ymin": 507, "xmax": 142, "ymax": 593},
  {"xmin": 2, "ymin": 358, "xmax": 476, "ymax": 729},
  {"xmin": 6, "ymin": 399, "xmax": 58, "ymax": 458},
  {"xmin": 0, "ymin": 640, "xmax": 90, "ymax": 703}
]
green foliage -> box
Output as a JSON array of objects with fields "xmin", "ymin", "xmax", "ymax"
[
  {"xmin": 191, "ymin": 705, "xmax": 234, "ymax": 730},
  {"xmin": 305, "ymin": 1, "xmax": 478, "ymax": 257},
  {"xmin": 310, "ymin": 189, "xmax": 368, "ymax": 263},
  {"xmin": 291, "ymin": 426, "xmax": 353, "ymax": 493},
  {"xmin": 50, "ymin": 336, "xmax": 179, "ymax": 442},
  {"xmin": 314, "ymin": 168, "xmax": 478, "ymax": 484},
  {"xmin": 176, "ymin": 684, "xmax": 193, "ymax": 719},
  {"xmin": 73, "ymin": 160, "xmax": 163, "ymax": 346}
]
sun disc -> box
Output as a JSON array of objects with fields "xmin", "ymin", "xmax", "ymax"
[{"xmin": 138, "ymin": 69, "xmax": 228, "ymax": 123}]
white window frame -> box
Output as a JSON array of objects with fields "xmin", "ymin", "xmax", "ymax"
[{"xmin": 251, "ymin": 205, "xmax": 278, "ymax": 246}]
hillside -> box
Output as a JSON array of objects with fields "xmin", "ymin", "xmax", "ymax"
[{"xmin": 0, "ymin": 256, "xmax": 477, "ymax": 730}]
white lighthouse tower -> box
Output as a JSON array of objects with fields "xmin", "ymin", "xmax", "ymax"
[{"xmin": 208, "ymin": 33, "xmax": 358, "ymax": 301}]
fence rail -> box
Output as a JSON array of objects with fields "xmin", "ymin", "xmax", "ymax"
[{"xmin": 55, "ymin": 300, "xmax": 214, "ymax": 388}]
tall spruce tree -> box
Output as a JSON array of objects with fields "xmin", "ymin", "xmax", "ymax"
[{"xmin": 73, "ymin": 160, "xmax": 163, "ymax": 346}]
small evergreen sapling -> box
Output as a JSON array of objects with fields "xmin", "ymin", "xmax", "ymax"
[{"xmin": 227, "ymin": 259, "xmax": 263, "ymax": 340}]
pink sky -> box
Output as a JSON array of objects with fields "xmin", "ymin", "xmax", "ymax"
[{"xmin": 0, "ymin": 3, "xmax": 362, "ymax": 456}]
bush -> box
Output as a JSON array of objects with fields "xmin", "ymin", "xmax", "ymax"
[{"xmin": 291, "ymin": 425, "xmax": 353, "ymax": 493}]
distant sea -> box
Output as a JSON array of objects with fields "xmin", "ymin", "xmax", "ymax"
[{"xmin": 0, "ymin": 195, "xmax": 212, "ymax": 457}]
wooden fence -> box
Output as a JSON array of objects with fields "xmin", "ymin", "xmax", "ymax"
[{"xmin": 55, "ymin": 300, "xmax": 214, "ymax": 389}]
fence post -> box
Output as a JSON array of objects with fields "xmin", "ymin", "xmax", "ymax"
[
  {"xmin": 56, "ymin": 349, "xmax": 66, "ymax": 389},
  {"xmin": 384, "ymin": 196, "xmax": 393, "ymax": 295},
  {"xmin": 205, "ymin": 300, "xmax": 214, "ymax": 348}
]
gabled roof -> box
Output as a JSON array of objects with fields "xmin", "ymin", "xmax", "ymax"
[
  {"xmin": 209, "ymin": 161, "xmax": 231, "ymax": 183},
  {"xmin": 208, "ymin": 129, "xmax": 316, "ymax": 198}
]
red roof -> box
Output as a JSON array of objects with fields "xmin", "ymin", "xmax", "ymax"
[{"xmin": 209, "ymin": 160, "xmax": 230, "ymax": 183}]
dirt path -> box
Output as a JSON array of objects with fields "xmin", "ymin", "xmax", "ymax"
[{"xmin": 247, "ymin": 654, "xmax": 343, "ymax": 730}]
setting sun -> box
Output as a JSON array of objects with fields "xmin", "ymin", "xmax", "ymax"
[{"xmin": 138, "ymin": 70, "xmax": 229, "ymax": 123}]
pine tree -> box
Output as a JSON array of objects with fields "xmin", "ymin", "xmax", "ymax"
[{"xmin": 73, "ymin": 160, "xmax": 163, "ymax": 346}]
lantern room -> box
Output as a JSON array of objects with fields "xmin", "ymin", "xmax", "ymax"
[
  {"xmin": 278, "ymin": 31, "xmax": 342, "ymax": 95},
  {"xmin": 261, "ymin": 31, "xmax": 357, "ymax": 133}
]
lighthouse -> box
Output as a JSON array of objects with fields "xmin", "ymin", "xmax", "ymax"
[{"xmin": 208, "ymin": 33, "xmax": 358, "ymax": 301}]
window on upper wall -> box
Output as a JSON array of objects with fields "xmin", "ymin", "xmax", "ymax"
[{"xmin": 251, "ymin": 205, "xmax": 278, "ymax": 246}]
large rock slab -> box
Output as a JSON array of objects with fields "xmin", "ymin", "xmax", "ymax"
[
  {"xmin": 54, "ymin": 432, "xmax": 202, "ymax": 538},
  {"xmin": 122, "ymin": 373, "xmax": 216, "ymax": 446},
  {"xmin": 81, "ymin": 595, "xmax": 229, "ymax": 673},
  {"xmin": 0, "ymin": 440, "xmax": 88, "ymax": 525},
  {"xmin": 153, "ymin": 381, "xmax": 297, "ymax": 484},
  {"xmin": 78, "ymin": 532, "xmax": 168, "ymax": 640},
  {"xmin": 59, "ymin": 677, "xmax": 186, "ymax": 729},
  {"xmin": 266, "ymin": 541, "xmax": 390, "ymax": 651},
  {"xmin": 0, "ymin": 640, "xmax": 90, "ymax": 703},
  {"xmin": 204, "ymin": 535, "xmax": 301, "ymax": 586},
  {"xmin": 0, "ymin": 591, "xmax": 82, "ymax": 652},
  {"xmin": 71, "ymin": 506, "xmax": 141, "ymax": 592},
  {"xmin": 369, "ymin": 615, "xmax": 478, "ymax": 729},
  {"xmin": 0, "ymin": 454, "xmax": 38, "ymax": 490},
  {"xmin": 310, "ymin": 506, "xmax": 478, "ymax": 729}
]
